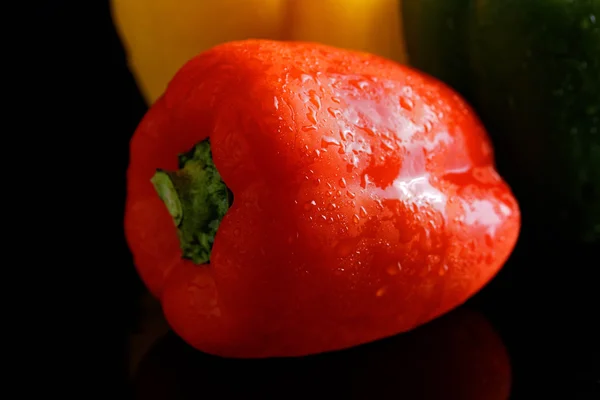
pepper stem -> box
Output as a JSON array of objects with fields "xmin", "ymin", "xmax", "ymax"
[{"xmin": 151, "ymin": 139, "xmax": 232, "ymax": 264}]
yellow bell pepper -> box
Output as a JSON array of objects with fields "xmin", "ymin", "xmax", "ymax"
[{"xmin": 111, "ymin": 0, "xmax": 408, "ymax": 104}]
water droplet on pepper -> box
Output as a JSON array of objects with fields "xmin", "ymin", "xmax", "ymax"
[{"xmin": 400, "ymin": 96, "xmax": 414, "ymax": 111}]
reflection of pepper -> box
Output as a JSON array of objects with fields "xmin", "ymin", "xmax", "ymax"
[
  {"xmin": 403, "ymin": 0, "xmax": 600, "ymax": 243},
  {"xmin": 125, "ymin": 40, "xmax": 520, "ymax": 358},
  {"xmin": 111, "ymin": 0, "xmax": 407, "ymax": 104},
  {"xmin": 134, "ymin": 308, "xmax": 511, "ymax": 399}
]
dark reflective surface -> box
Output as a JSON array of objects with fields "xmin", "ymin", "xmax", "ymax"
[
  {"xmin": 68, "ymin": 1, "xmax": 599, "ymax": 398},
  {"xmin": 132, "ymin": 306, "xmax": 511, "ymax": 400}
]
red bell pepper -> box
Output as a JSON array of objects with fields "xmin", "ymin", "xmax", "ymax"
[{"xmin": 125, "ymin": 40, "xmax": 520, "ymax": 358}]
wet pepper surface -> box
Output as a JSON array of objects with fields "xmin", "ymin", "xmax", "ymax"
[{"xmin": 125, "ymin": 40, "xmax": 520, "ymax": 358}]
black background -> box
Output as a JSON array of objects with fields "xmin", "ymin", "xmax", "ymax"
[{"xmin": 34, "ymin": 1, "xmax": 598, "ymax": 398}]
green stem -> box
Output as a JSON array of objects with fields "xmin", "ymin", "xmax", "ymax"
[{"xmin": 150, "ymin": 139, "xmax": 232, "ymax": 264}]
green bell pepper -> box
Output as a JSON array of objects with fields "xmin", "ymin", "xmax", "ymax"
[{"xmin": 403, "ymin": 0, "xmax": 600, "ymax": 244}]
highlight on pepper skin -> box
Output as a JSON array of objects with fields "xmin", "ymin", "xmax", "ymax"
[
  {"xmin": 124, "ymin": 39, "xmax": 521, "ymax": 358},
  {"xmin": 133, "ymin": 307, "xmax": 512, "ymax": 400}
]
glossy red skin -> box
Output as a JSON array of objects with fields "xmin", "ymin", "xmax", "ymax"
[{"xmin": 125, "ymin": 40, "xmax": 520, "ymax": 358}]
